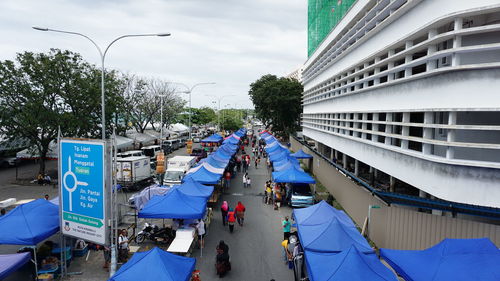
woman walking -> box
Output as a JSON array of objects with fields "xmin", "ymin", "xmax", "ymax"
[
  {"xmin": 221, "ymin": 201, "xmax": 229, "ymax": 226},
  {"xmin": 227, "ymin": 208, "xmax": 237, "ymax": 233},
  {"xmin": 235, "ymin": 201, "xmax": 246, "ymax": 226},
  {"xmin": 243, "ymin": 173, "xmax": 248, "ymax": 188}
]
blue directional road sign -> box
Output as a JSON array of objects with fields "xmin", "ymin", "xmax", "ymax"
[{"xmin": 60, "ymin": 139, "xmax": 107, "ymax": 244}]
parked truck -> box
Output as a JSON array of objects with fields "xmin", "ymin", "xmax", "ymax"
[
  {"xmin": 116, "ymin": 156, "xmax": 154, "ymax": 191},
  {"xmin": 163, "ymin": 156, "xmax": 196, "ymax": 186}
]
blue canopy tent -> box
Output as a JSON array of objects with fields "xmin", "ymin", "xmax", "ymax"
[
  {"xmin": 109, "ymin": 247, "xmax": 195, "ymax": 281},
  {"xmin": 265, "ymin": 142, "xmax": 286, "ymax": 154},
  {"xmin": 273, "ymin": 156, "xmax": 300, "ymax": 170},
  {"xmin": 0, "ymin": 199, "xmax": 59, "ymax": 245},
  {"xmin": 175, "ymin": 177, "xmax": 214, "ymax": 199},
  {"xmin": 269, "ymin": 150, "xmax": 290, "ymax": 162},
  {"xmin": 218, "ymin": 143, "xmax": 238, "ymax": 155},
  {"xmin": 293, "ymin": 201, "xmax": 372, "ymax": 254},
  {"xmin": 293, "ymin": 200, "xmax": 353, "ymax": 226},
  {"xmin": 222, "ymin": 135, "xmax": 240, "ymax": 145},
  {"xmin": 0, "ymin": 252, "xmax": 31, "ymax": 280},
  {"xmin": 380, "ymin": 238, "xmax": 500, "ymax": 281},
  {"xmin": 291, "ymin": 149, "xmax": 313, "ymax": 159},
  {"xmin": 198, "ymin": 155, "xmax": 228, "ymax": 169},
  {"xmin": 210, "ymin": 151, "xmax": 231, "ymax": 164},
  {"xmin": 213, "ymin": 149, "xmax": 232, "ymax": 160},
  {"xmin": 264, "ymin": 136, "xmax": 276, "ymax": 144},
  {"xmin": 272, "ymin": 166, "xmax": 316, "ymax": 184},
  {"xmin": 234, "ymin": 129, "xmax": 245, "ymax": 137},
  {"xmin": 138, "ymin": 189, "xmax": 207, "ymax": 219},
  {"xmin": 201, "ymin": 133, "xmax": 223, "ymax": 143},
  {"xmin": 305, "ymin": 246, "xmax": 397, "ymax": 281},
  {"xmin": 296, "ymin": 214, "xmax": 373, "ymax": 253},
  {"xmin": 182, "ymin": 165, "xmax": 222, "ymax": 185}
]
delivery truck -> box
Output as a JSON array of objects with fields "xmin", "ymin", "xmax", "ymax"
[
  {"xmin": 116, "ymin": 156, "xmax": 154, "ymax": 191},
  {"xmin": 163, "ymin": 156, "xmax": 196, "ymax": 186}
]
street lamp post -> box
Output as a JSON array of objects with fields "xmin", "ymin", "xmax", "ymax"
[
  {"xmin": 33, "ymin": 27, "xmax": 170, "ymax": 277},
  {"xmin": 33, "ymin": 27, "xmax": 170, "ymax": 140},
  {"xmin": 170, "ymin": 82, "xmax": 215, "ymax": 139},
  {"xmin": 205, "ymin": 95, "xmax": 235, "ymax": 132}
]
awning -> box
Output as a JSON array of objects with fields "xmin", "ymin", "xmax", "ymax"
[
  {"xmin": 138, "ymin": 189, "xmax": 207, "ymax": 219},
  {"xmin": 0, "ymin": 252, "xmax": 31, "ymax": 280}
]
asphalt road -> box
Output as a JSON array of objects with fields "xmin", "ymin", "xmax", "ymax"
[{"xmin": 191, "ymin": 152, "xmax": 294, "ymax": 281}]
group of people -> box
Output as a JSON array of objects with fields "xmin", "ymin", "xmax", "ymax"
[
  {"xmin": 264, "ymin": 181, "xmax": 289, "ymax": 210},
  {"xmin": 220, "ymin": 201, "xmax": 246, "ymax": 233},
  {"xmin": 36, "ymin": 173, "xmax": 52, "ymax": 185}
]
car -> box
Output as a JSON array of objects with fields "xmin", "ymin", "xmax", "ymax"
[
  {"xmin": 289, "ymin": 183, "xmax": 315, "ymax": 208},
  {"xmin": 0, "ymin": 157, "xmax": 18, "ymax": 168},
  {"xmin": 193, "ymin": 137, "xmax": 201, "ymax": 143}
]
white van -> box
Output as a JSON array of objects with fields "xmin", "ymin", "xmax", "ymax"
[
  {"xmin": 118, "ymin": 150, "xmax": 144, "ymax": 158},
  {"xmin": 141, "ymin": 145, "xmax": 162, "ymax": 158},
  {"xmin": 163, "ymin": 156, "xmax": 196, "ymax": 186}
]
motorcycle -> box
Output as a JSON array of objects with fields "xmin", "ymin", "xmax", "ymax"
[{"xmin": 135, "ymin": 223, "xmax": 175, "ymax": 244}]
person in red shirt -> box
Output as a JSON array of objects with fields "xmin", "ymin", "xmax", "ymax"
[
  {"xmin": 224, "ymin": 171, "xmax": 231, "ymax": 190},
  {"xmin": 235, "ymin": 201, "xmax": 246, "ymax": 226},
  {"xmin": 227, "ymin": 208, "xmax": 237, "ymax": 233}
]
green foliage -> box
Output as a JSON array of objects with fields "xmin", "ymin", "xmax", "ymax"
[
  {"xmin": 186, "ymin": 107, "xmax": 217, "ymax": 125},
  {"xmin": 0, "ymin": 49, "xmax": 125, "ymax": 173},
  {"xmin": 248, "ymin": 74, "xmax": 303, "ymax": 135},
  {"xmin": 220, "ymin": 109, "xmax": 244, "ymax": 131}
]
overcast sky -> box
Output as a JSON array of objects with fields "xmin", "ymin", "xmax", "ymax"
[{"xmin": 0, "ymin": 0, "xmax": 307, "ymax": 109}]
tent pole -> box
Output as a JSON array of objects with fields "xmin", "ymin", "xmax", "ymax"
[
  {"xmin": 34, "ymin": 247, "xmax": 38, "ymax": 280},
  {"xmin": 59, "ymin": 233, "xmax": 64, "ymax": 278}
]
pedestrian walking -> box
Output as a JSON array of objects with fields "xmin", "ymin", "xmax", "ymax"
[
  {"xmin": 282, "ymin": 217, "xmax": 291, "ymax": 240},
  {"xmin": 246, "ymin": 176, "xmax": 251, "ymax": 188},
  {"xmin": 196, "ymin": 219, "xmax": 205, "ymax": 249},
  {"xmin": 235, "ymin": 201, "xmax": 246, "ymax": 226},
  {"xmin": 216, "ymin": 240, "xmax": 231, "ymax": 278},
  {"xmin": 227, "ymin": 208, "xmax": 237, "ymax": 233},
  {"xmin": 242, "ymin": 173, "xmax": 248, "ymax": 188},
  {"xmin": 224, "ymin": 171, "xmax": 231, "ymax": 190},
  {"xmin": 236, "ymin": 157, "xmax": 241, "ymax": 172},
  {"xmin": 221, "ymin": 201, "xmax": 229, "ymax": 226},
  {"xmin": 254, "ymin": 157, "xmax": 258, "ymax": 169}
]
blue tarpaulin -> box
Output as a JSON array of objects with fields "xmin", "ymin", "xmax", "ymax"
[
  {"xmin": 109, "ymin": 247, "xmax": 195, "ymax": 281},
  {"xmin": 380, "ymin": 238, "xmax": 500, "ymax": 281},
  {"xmin": 175, "ymin": 177, "xmax": 214, "ymax": 199},
  {"xmin": 269, "ymin": 150, "xmax": 290, "ymax": 162},
  {"xmin": 138, "ymin": 189, "xmax": 207, "ymax": 219},
  {"xmin": 0, "ymin": 199, "xmax": 59, "ymax": 245},
  {"xmin": 198, "ymin": 155, "xmax": 228, "ymax": 169},
  {"xmin": 305, "ymin": 246, "xmax": 397, "ymax": 281},
  {"xmin": 213, "ymin": 149, "xmax": 232, "ymax": 160},
  {"xmin": 201, "ymin": 134, "xmax": 223, "ymax": 143},
  {"xmin": 272, "ymin": 166, "xmax": 315, "ymax": 184},
  {"xmin": 222, "ymin": 135, "xmax": 240, "ymax": 145},
  {"xmin": 293, "ymin": 200, "xmax": 353, "ymax": 226},
  {"xmin": 265, "ymin": 143, "xmax": 286, "ymax": 154},
  {"xmin": 183, "ymin": 164, "xmax": 223, "ymax": 185},
  {"xmin": 293, "ymin": 201, "xmax": 372, "ymax": 253},
  {"xmin": 291, "ymin": 149, "xmax": 313, "ymax": 159},
  {"xmin": 0, "ymin": 252, "xmax": 31, "ymax": 280},
  {"xmin": 274, "ymin": 158, "xmax": 301, "ymax": 172},
  {"xmin": 218, "ymin": 143, "xmax": 238, "ymax": 155}
]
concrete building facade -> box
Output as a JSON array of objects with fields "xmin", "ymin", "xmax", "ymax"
[{"xmin": 302, "ymin": 0, "xmax": 500, "ymax": 211}]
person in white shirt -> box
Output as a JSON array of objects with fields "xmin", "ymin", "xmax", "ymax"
[
  {"xmin": 196, "ymin": 220, "xmax": 206, "ymax": 249},
  {"xmin": 246, "ymin": 176, "xmax": 251, "ymax": 188},
  {"xmin": 243, "ymin": 173, "xmax": 248, "ymax": 188},
  {"xmin": 118, "ymin": 229, "xmax": 129, "ymax": 262}
]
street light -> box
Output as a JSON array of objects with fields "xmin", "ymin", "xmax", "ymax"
[
  {"xmin": 33, "ymin": 26, "xmax": 170, "ymax": 277},
  {"xmin": 170, "ymin": 82, "xmax": 215, "ymax": 139},
  {"xmin": 32, "ymin": 26, "xmax": 171, "ymax": 140},
  {"xmin": 205, "ymin": 95, "xmax": 235, "ymax": 131}
]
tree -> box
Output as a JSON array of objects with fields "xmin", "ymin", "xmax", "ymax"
[
  {"xmin": 0, "ymin": 49, "xmax": 125, "ymax": 174},
  {"xmin": 121, "ymin": 76, "xmax": 185, "ymax": 133},
  {"xmin": 249, "ymin": 74, "xmax": 303, "ymax": 136},
  {"xmin": 220, "ymin": 109, "xmax": 243, "ymax": 131}
]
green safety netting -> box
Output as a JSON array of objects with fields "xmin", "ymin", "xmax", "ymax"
[{"xmin": 308, "ymin": 0, "xmax": 357, "ymax": 57}]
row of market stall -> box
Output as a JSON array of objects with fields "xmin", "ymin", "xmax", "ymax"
[
  {"xmin": 0, "ymin": 129, "xmax": 247, "ymax": 281},
  {"xmin": 259, "ymin": 130, "xmax": 500, "ymax": 281}
]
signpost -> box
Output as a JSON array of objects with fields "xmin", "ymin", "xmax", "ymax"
[{"xmin": 60, "ymin": 139, "xmax": 107, "ymax": 245}]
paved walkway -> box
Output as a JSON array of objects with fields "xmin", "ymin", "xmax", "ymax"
[{"xmin": 191, "ymin": 152, "xmax": 294, "ymax": 280}]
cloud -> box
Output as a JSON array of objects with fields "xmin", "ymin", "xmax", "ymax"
[{"xmin": 0, "ymin": 0, "xmax": 307, "ymax": 108}]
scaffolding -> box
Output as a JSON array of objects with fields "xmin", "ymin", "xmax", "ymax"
[{"xmin": 308, "ymin": 0, "xmax": 357, "ymax": 57}]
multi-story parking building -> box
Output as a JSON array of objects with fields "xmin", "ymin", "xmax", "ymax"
[{"xmin": 298, "ymin": 0, "xmax": 500, "ymax": 249}]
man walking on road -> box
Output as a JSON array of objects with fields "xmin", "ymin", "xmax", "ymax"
[{"xmin": 282, "ymin": 217, "xmax": 291, "ymax": 240}]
